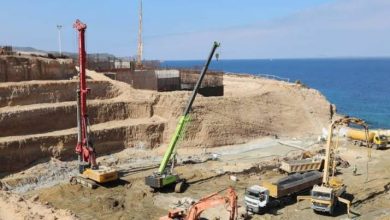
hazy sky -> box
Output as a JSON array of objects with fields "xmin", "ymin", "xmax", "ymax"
[{"xmin": 1, "ymin": 0, "xmax": 389, "ymax": 60}]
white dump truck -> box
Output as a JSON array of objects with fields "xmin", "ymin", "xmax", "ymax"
[{"xmin": 244, "ymin": 171, "xmax": 322, "ymax": 214}]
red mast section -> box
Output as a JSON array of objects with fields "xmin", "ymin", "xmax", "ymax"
[{"xmin": 73, "ymin": 19, "xmax": 97, "ymax": 170}]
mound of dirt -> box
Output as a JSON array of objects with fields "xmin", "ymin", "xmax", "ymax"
[{"xmin": 155, "ymin": 74, "xmax": 331, "ymax": 148}]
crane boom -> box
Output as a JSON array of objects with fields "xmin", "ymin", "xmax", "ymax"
[
  {"xmin": 304, "ymin": 116, "xmax": 370, "ymax": 216},
  {"xmin": 146, "ymin": 41, "xmax": 220, "ymax": 192},
  {"xmin": 323, "ymin": 117, "xmax": 369, "ymax": 185},
  {"xmin": 158, "ymin": 41, "xmax": 220, "ymax": 174}
]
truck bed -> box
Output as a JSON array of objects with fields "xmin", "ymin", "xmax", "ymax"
[
  {"xmin": 280, "ymin": 159, "xmax": 323, "ymax": 173},
  {"xmin": 262, "ymin": 171, "xmax": 322, "ymax": 198}
]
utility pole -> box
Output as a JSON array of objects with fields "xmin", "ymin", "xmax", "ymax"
[
  {"xmin": 56, "ymin": 25, "xmax": 63, "ymax": 56},
  {"xmin": 136, "ymin": 0, "xmax": 143, "ymax": 67}
]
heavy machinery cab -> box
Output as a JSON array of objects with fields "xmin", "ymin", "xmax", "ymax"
[
  {"xmin": 311, "ymin": 185, "xmax": 333, "ymax": 201},
  {"xmin": 145, "ymin": 173, "xmax": 180, "ymax": 189},
  {"xmin": 311, "ymin": 178, "xmax": 346, "ymax": 215},
  {"xmin": 311, "ymin": 185, "xmax": 335, "ymax": 213},
  {"xmin": 245, "ymin": 185, "xmax": 270, "ymax": 211},
  {"xmin": 374, "ymin": 134, "xmax": 388, "ymax": 146}
]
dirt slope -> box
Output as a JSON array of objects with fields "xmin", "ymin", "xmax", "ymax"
[
  {"xmin": 0, "ymin": 65, "xmax": 332, "ymax": 174},
  {"xmin": 155, "ymin": 74, "xmax": 331, "ymax": 148}
]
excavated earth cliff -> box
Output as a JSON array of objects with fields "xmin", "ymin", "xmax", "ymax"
[
  {"xmin": 0, "ymin": 55, "xmax": 332, "ymax": 175},
  {"xmin": 0, "ymin": 55, "xmax": 76, "ymax": 82}
]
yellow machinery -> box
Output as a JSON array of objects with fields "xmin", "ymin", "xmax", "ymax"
[
  {"xmin": 82, "ymin": 166, "xmax": 118, "ymax": 183},
  {"xmin": 346, "ymin": 128, "xmax": 387, "ymax": 149},
  {"xmin": 298, "ymin": 117, "xmax": 370, "ymax": 216},
  {"xmin": 70, "ymin": 166, "xmax": 118, "ymax": 189}
]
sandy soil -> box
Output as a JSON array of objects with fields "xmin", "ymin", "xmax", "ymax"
[
  {"xmin": 2, "ymin": 139, "xmax": 387, "ymax": 220},
  {"xmin": 0, "ymin": 191, "xmax": 78, "ymax": 220}
]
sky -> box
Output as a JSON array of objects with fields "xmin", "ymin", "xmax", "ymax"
[{"xmin": 0, "ymin": 0, "xmax": 389, "ymax": 60}]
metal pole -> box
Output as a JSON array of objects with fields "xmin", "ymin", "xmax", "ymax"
[
  {"xmin": 56, "ymin": 25, "xmax": 63, "ymax": 56},
  {"xmin": 137, "ymin": 0, "xmax": 143, "ymax": 67}
]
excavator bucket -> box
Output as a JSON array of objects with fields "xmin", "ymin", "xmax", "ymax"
[{"xmin": 159, "ymin": 209, "xmax": 185, "ymax": 220}]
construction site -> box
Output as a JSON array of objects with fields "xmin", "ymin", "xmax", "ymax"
[{"xmin": 1, "ymin": 2, "xmax": 390, "ymax": 220}]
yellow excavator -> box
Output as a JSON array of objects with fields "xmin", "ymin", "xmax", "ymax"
[{"xmin": 298, "ymin": 117, "xmax": 370, "ymax": 216}]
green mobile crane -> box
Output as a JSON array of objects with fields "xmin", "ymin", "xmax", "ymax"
[{"xmin": 145, "ymin": 41, "xmax": 220, "ymax": 193}]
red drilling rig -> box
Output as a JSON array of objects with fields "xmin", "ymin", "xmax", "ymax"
[
  {"xmin": 70, "ymin": 19, "xmax": 118, "ymax": 188},
  {"xmin": 73, "ymin": 19, "xmax": 97, "ymax": 171}
]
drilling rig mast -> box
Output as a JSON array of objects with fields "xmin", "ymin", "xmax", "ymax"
[{"xmin": 71, "ymin": 19, "xmax": 118, "ymax": 189}]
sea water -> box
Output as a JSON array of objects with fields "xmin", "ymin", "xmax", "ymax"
[{"xmin": 163, "ymin": 58, "xmax": 390, "ymax": 129}]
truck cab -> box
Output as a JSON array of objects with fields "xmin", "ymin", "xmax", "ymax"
[
  {"xmin": 373, "ymin": 134, "xmax": 388, "ymax": 149},
  {"xmin": 244, "ymin": 185, "xmax": 269, "ymax": 214},
  {"xmin": 310, "ymin": 185, "xmax": 335, "ymax": 215}
]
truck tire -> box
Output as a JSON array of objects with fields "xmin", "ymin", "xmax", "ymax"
[
  {"xmin": 329, "ymin": 199, "xmax": 339, "ymax": 216},
  {"xmin": 329, "ymin": 208, "xmax": 334, "ymax": 216},
  {"xmin": 174, "ymin": 180, "xmax": 186, "ymax": 193}
]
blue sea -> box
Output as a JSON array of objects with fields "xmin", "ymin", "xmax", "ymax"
[{"xmin": 162, "ymin": 59, "xmax": 390, "ymax": 129}]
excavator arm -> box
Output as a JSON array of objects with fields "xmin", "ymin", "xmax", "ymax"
[{"xmin": 160, "ymin": 187, "xmax": 238, "ymax": 220}]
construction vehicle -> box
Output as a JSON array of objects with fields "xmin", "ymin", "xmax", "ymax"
[
  {"xmin": 160, "ymin": 187, "xmax": 238, "ymax": 220},
  {"xmin": 298, "ymin": 117, "xmax": 370, "ymax": 216},
  {"xmin": 145, "ymin": 41, "xmax": 220, "ymax": 193},
  {"xmin": 70, "ymin": 19, "xmax": 118, "ymax": 188},
  {"xmin": 279, "ymin": 158, "xmax": 323, "ymax": 174},
  {"xmin": 346, "ymin": 128, "xmax": 387, "ymax": 149},
  {"xmin": 244, "ymin": 171, "xmax": 322, "ymax": 214}
]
